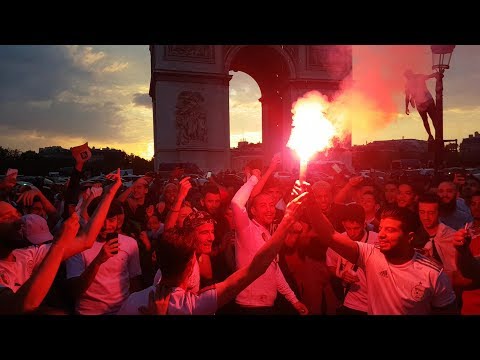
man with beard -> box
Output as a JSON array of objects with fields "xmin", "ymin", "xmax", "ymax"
[
  {"xmin": 437, "ymin": 181, "xmax": 473, "ymax": 230},
  {"xmin": 307, "ymin": 203, "xmax": 457, "ymax": 314}
]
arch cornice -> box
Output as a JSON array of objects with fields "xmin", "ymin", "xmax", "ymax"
[{"xmin": 223, "ymin": 45, "xmax": 297, "ymax": 79}]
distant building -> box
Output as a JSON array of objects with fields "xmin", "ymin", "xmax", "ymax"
[
  {"xmin": 230, "ymin": 141, "xmax": 264, "ymax": 172},
  {"xmin": 38, "ymin": 146, "xmax": 70, "ymax": 159},
  {"xmin": 460, "ymin": 131, "xmax": 480, "ymax": 165},
  {"xmin": 90, "ymin": 147, "xmax": 125, "ymax": 163},
  {"xmin": 352, "ymin": 139, "xmax": 430, "ymax": 170}
]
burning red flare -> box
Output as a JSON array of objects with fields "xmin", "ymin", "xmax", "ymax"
[{"xmin": 287, "ymin": 91, "xmax": 336, "ymax": 180}]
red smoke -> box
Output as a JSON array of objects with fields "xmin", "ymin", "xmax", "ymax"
[{"xmin": 325, "ymin": 45, "xmax": 432, "ymax": 143}]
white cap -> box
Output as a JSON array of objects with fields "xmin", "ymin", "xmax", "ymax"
[{"xmin": 22, "ymin": 214, "xmax": 53, "ymax": 245}]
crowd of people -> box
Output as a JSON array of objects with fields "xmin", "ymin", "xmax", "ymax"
[{"xmin": 1, "ymin": 143, "xmax": 479, "ymax": 315}]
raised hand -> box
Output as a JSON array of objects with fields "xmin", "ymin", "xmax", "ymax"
[
  {"xmin": 178, "ymin": 177, "xmax": 192, "ymax": 200},
  {"xmin": 291, "ymin": 179, "xmax": 311, "ymax": 197},
  {"xmin": 88, "ymin": 186, "xmax": 103, "ymax": 200},
  {"xmin": 453, "ymin": 228, "xmax": 471, "ymax": 249},
  {"xmin": 284, "ymin": 191, "xmax": 309, "ymax": 224},
  {"xmin": 105, "ymin": 168, "xmax": 122, "ymax": 191},
  {"xmin": 17, "ymin": 188, "xmax": 41, "ymax": 207},
  {"xmin": 96, "ymin": 237, "xmax": 120, "ymax": 264},
  {"xmin": 251, "ymin": 169, "xmax": 262, "ymax": 180},
  {"xmin": 56, "ymin": 212, "xmax": 81, "ymax": 251},
  {"xmin": 71, "ymin": 143, "xmax": 92, "ymax": 164}
]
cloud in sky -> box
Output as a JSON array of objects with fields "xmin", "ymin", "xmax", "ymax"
[
  {"xmin": 0, "ymin": 45, "xmax": 154, "ymax": 158},
  {"xmin": 132, "ymin": 93, "xmax": 151, "ymax": 108},
  {"xmin": 229, "ymin": 70, "xmax": 261, "ymax": 147}
]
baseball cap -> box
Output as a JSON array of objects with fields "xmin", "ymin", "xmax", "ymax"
[{"xmin": 22, "ymin": 214, "xmax": 54, "ymax": 245}]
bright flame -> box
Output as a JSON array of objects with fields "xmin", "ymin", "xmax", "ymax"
[{"xmin": 287, "ymin": 91, "xmax": 336, "ymax": 163}]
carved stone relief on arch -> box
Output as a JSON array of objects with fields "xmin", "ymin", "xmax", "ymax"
[{"xmin": 175, "ymin": 91, "xmax": 208, "ymax": 146}]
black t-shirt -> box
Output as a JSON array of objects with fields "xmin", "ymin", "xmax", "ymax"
[{"xmin": 122, "ymin": 198, "xmax": 155, "ymax": 237}]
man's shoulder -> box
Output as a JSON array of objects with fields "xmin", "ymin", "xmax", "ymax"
[
  {"xmin": 118, "ymin": 234, "xmax": 139, "ymax": 251},
  {"xmin": 13, "ymin": 244, "xmax": 49, "ymax": 260},
  {"xmin": 414, "ymin": 253, "xmax": 443, "ymax": 273},
  {"xmin": 438, "ymin": 223, "xmax": 456, "ymax": 238},
  {"xmin": 118, "ymin": 286, "xmax": 154, "ymax": 315}
]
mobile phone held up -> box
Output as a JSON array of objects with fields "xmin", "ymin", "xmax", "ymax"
[{"xmin": 105, "ymin": 232, "xmax": 119, "ymax": 254}]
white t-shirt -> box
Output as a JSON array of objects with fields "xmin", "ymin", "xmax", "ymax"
[
  {"xmin": 326, "ymin": 231, "xmax": 378, "ymax": 312},
  {"xmin": 117, "ymin": 285, "xmax": 217, "ymax": 315},
  {"xmin": 66, "ymin": 234, "xmax": 142, "ymax": 315},
  {"xmin": 356, "ymin": 242, "xmax": 456, "ymax": 315},
  {"xmin": 0, "ymin": 244, "xmax": 51, "ymax": 292}
]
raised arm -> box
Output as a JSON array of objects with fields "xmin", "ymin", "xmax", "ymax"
[
  {"xmin": 424, "ymin": 72, "xmax": 439, "ymax": 81},
  {"xmin": 164, "ymin": 177, "xmax": 191, "ymax": 230},
  {"xmin": 231, "ymin": 171, "xmax": 260, "ymax": 231},
  {"xmin": 63, "ymin": 169, "xmax": 122, "ymax": 260},
  {"xmin": 334, "ymin": 175, "xmax": 364, "ymax": 204},
  {"xmin": 305, "ymin": 196, "xmax": 359, "ymax": 264},
  {"xmin": 0, "ymin": 213, "xmax": 80, "ymax": 314},
  {"xmin": 63, "ymin": 143, "xmax": 91, "ymax": 220},
  {"xmin": 215, "ymin": 191, "xmax": 308, "ymax": 309},
  {"xmin": 17, "ymin": 188, "xmax": 58, "ymax": 219},
  {"xmin": 250, "ymin": 153, "xmax": 281, "ymax": 199}
]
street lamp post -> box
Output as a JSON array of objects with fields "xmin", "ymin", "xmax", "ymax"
[{"xmin": 430, "ymin": 45, "xmax": 455, "ymax": 176}]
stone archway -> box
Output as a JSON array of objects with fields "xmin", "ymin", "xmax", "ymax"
[
  {"xmin": 149, "ymin": 45, "xmax": 352, "ymax": 172},
  {"xmin": 226, "ymin": 45, "xmax": 294, "ymax": 167}
]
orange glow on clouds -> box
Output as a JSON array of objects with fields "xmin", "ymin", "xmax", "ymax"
[{"xmin": 287, "ymin": 91, "xmax": 336, "ymax": 162}]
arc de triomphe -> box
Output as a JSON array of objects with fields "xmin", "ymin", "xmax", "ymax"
[{"xmin": 149, "ymin": 45, "xmax": 352, "ymax": 172}]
